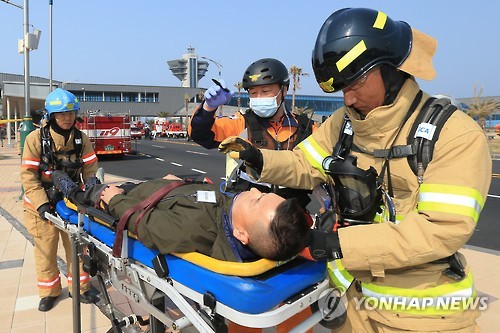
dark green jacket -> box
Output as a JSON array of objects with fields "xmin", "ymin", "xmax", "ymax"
[{"xmin": 108, "ymin": 179, "xmax": 242, "ymax": 262}]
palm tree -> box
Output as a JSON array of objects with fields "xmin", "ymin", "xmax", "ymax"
[
  {"xmin": 157, "ymin": 111, "xmax": 171, "ymax": 118},
  {"xmin": 294, "ymin": 107, "xmax": 314, "ymax": 116},
  {"xmin": 234, "ymin": 82, "xmax": 243, "ymax": 112},
  {"xmin": 289, "ymin": 66, "xmax": 309, "ymax": 113},
  {"xmin": 465, "ymin": 85, "xmax": 500, "ymax": 130},
  {"xmin": 197, "ymin": 90, "xmax": 205, "ymax": 103}
]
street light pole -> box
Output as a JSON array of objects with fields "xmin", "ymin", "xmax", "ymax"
[
  {"xmin": 18, "ymin": 0, "xmax": 36, "ymax": 199},
  {"xmin": 19, "ymin": 0, "xmax": 35, "ymax": 155},
  {"xmin": 23, "ymin": 0, "xmax": 30, "ymax": 118},
  {"xmin": 200, "ymin": 56, "xmax": 223, "ymax": 78},
  {"xmin": 49, "ymin": 0, "xmax": 53, "ymax": 91},
  {"xmin": 0, "ymin": 0, "xmax": 22, "ymax": 8}
]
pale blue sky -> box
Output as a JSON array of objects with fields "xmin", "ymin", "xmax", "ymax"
[{"xmin": 1, "ymin": 1, "xmax": 498, "ymax": 99}]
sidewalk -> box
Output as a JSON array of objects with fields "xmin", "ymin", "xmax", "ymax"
[
  {"xmin": 1, "ymin": 144, "xmax": 499, "ymax": 332},
  {"xmin": 0, "ymin": 145, "xmax": 147, "ymax": 333}
]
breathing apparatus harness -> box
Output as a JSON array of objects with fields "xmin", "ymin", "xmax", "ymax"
[
  {"xmin": 40, "ymin": 124, "xmax": 84, "ymax": 204},
  {"xmin": 322, "ymin": 91, "xmax": 458, "ymax": 226},
  {"xmin": 243, "ymin": 110, "xmax": 313, "ymax": 150}
]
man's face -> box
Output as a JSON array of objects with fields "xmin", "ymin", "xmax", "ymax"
[
  {"xmin": 53, "ymin": 111, "xmax": 76, "ymax": 130},
  {"xmin": 232, "ymin": 187, "xmax": 285, "ymax": 239},
  {"xmin": 247, "ymin": 83, "xmax": 287, "ymax": 120},
  {"xmin": 247, "ymin": 83, "xmax": 282, "ymax": 99},
  {"xmin": 342, "ymin": 67, "xmax": 386, "ymax": 116}
]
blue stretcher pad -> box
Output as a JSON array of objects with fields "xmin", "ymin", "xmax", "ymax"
[{"xmin": 56, "ymin": 201, "xmax": 327, "ymax": 314}]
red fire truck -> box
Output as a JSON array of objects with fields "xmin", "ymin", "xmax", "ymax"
[{"xmin": 77, "ymin": 111, "xmax": 132, "ymax": 157}]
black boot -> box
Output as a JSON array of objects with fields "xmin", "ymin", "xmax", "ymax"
[
  {"xmin": 52, "ymin": 170, "xmax": 79, "ymax": 199},
  {"xmin": 84, "ymin": 175, "xmax": 100, "ymax": 191},
  {"xmin": 69, "ymin": 289, "xmax": 100, "ymax": 304},
  {"xmin": 38, "ymin": 296, "xmax": 58, "ymax": 312}
]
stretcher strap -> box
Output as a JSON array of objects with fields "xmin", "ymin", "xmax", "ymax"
[{"xmin": 113, "ymin": 181, "xmax": 187, "ymax": 257}]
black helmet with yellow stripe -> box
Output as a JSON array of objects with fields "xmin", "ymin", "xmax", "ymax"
[
  {"xmin": 242, "ymin": 58, "xmax": 290, "ymax": 90},
  {"xmin": 312, "ymin": 8, "xmax": 412, "ymax": 93}
]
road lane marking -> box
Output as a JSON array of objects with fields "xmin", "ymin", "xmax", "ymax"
[
  {"xmin": 156, "ymin": 158, "xmax": 164, "ymax": 161},
  {"xmin": 186, "ymin": 150, "xmax": 209, "ymax": 156},
  {"xmin": 171, "ymin": 162, "xmax": 182, "ymax": 167},
  {"xmin": 191, "ymin": 168, "xmax": 206, "ymax": 174},
  {"xmin": 152, "ymin": 145, "xmax": 164, "ymax": 148},
  {"xmin": 487, "ymin": 194, "xmax": 500, "ymax": 199}
]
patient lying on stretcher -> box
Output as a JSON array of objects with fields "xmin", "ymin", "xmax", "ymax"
[{"xmin": 52, "ymin": 170, "xmax": 310, "ymax": 263}]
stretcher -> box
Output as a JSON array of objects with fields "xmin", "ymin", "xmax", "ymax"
[{"xmin": 45, "ymin": 199, "xmax": 335, "ymax": 333}]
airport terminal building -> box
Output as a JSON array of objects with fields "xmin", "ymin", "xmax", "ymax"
[
  {"xmin": 0, "ymin": 73, "xmax": 203, "ymax": 120},
  {"xmin": 2, "ymin": 72, "xmax": 498, "ymax": 128},
  {"xmin": 0, "ymin": 72, "xmax": 343, "ymax": 122}
]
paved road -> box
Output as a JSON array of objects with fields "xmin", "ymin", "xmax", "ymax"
[
  {"xmin": 468, "ymin": 157, "xmax": 500, "ymax": 251},
  {"xmin": 98, "ymin": 138, "xmax": 500, "ymax": 252},
  {"xmin": 101, "ymin": 139, "xmax": 226, "ymax": 181}
]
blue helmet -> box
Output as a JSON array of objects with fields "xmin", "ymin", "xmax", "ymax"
[{"xmin": 45, "ymin": 88, "xmax": 80, "ymax": 117}]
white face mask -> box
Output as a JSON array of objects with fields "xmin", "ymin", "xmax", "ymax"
[{"xmin": 249, "ymin": 90, "xmax": 282, "ymax": 118}]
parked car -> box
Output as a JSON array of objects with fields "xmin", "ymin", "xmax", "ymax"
[{"xmin": 131, "ymin": 127, "xmax": 144, "ymax": 139}]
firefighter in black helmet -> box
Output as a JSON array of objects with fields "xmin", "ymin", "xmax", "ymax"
[
  {"xmin": 219, "ymin": 8, "xmax": 490, "ymax": 332},
  {"xmin": 189, "ymin": 58, "xmax": 317, "ymax": 209},
  {"xmin": 312, "ymin": 8, "xmax": 412, "ymax": 93},
  {"xmin": 311, "ymin": 7, "xmax": 435, "ymax": 113},
  {"xmin": 190, "ymin": 57, "xmax": 318, "ymax": 333}
]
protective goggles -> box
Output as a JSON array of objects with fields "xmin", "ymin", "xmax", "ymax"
[{"xmin": 322, "ymin": 154, "xmax": 382, "ymax": 224}]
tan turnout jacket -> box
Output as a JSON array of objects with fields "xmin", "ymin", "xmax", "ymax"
[
  {"xmin": 257, "ymin": 78, "xmax": 491, "ymax": 328},
  {"xmin": 21, "ymin": 126, "xmax": 98, "ymax": 213}
]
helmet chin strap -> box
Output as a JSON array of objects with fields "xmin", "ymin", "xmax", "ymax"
[
  {"xmin": 268, "ymin": 86, "xmax": 286, "ymax": 119},
  {"xmin": 380, "ymin": 65, "xmax": 409, "ymax": 105},
  {"xmin": 277, "ymin": 86, "xmax": 285, "ymax": 111}
]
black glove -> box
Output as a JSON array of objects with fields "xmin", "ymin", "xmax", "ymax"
[
  {"xmin": 218, "ymin": 136, "xmax": 263, "ymax": 173},
  {"xmin": 37, "ymin": 203, "xmax": 55, "ymax": 221},
  {"xmin": 315, "ymin": 209, "xmax": 336, "ymax": 232},
  {"xmin": 308, "ymin": 229, "xmax": 342, "ymax": 261}
]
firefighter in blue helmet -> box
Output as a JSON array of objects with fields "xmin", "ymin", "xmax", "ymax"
[{"xmin": 21, "ymin": 88, "xmax": 100, "ymax": 311}]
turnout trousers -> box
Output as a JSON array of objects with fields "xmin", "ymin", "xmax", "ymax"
[{"xmin": 24, "ymin": 211, "xmax": 91, "ymax": 297}]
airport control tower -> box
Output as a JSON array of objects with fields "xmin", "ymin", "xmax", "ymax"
[{"xmin": 167, "ymin": 47, "xmax": 209, "ymax": 88}]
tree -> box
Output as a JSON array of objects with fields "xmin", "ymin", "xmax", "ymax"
[
  {"xmin": 289, "ymin": 66, "xmax": 309, "ymax": 113},
  {"xmin": 146, "ymin": 119, "xmax": 155, "ymax": 130},
  {"xmin": 234, "ymin": 82, "xmax": 243, "ymax": 112},
  {"xmin": 465, "ymin": 85, "xmax": 500, "ymax": 130},
  {"xmin": 157, "ymin": 111, "xmax": 171, "ymax": 118},
  {"xmin": 197, "ymin": 90, "xmax": 205, "ymax": 103},
  {"xmin": 293, "ymin": 107, "xmax": 314, "ymax": 116}
]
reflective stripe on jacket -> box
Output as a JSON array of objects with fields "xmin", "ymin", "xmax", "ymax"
[{"xmin": 328, "ymin": 259, "xmax": 475, "ymax": 315}]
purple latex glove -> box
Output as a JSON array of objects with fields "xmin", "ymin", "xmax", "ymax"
[{"xmin": 204, "ymin": 79, "xmax": 234, "ymax": 109}]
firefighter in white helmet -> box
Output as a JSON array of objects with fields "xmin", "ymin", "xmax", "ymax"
[{"xmin": 21, "ymin": 88, "xmax": 100, "ymax": 311}]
